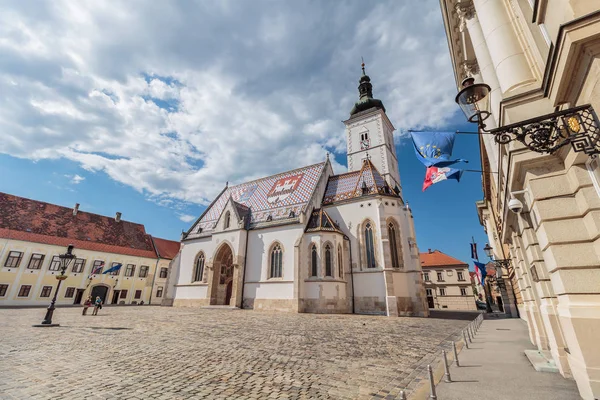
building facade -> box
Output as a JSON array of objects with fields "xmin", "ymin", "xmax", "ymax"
[
  {"xmin": 420, "ymin": 250, "xmax": 476, "ymax": 311},
  {"xmin": 0, "ymin": 193, "xmax": 179, "ymax": 307},
  {"xmin": 167, "ymin": 68, "xmax": 429, "ymax": 317},
  {"xmin": 441, "ymin": 1, "xmax": 600, "ymax": 398}
]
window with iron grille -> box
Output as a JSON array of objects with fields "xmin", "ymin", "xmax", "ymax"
[
  {"xmin": 18, "ymin": 285, "xmax": 31, "ymax": 297},
  {"xmin": 5, "ymin": 251, "xmax": 23, "ymax": 268},
  {"xmin": 72, "ymin": 258, "xmax": 86, "ymax": 273},
  {"xmin": 0, "ymin": 284, "xmax": 8, "ymax": 296},
  {"xmin": 48, "ymin": 256, "xmax": 62, "ymax": 271},
  {"xmin": 65, "ymin": 287, "xmax": 75, "ymax": 298},
  {"xmin": 159, "ymin": 267, "xmax": 168, "ymax": 279},
  {"xmin": 120, "ymin": 290, "xmax": 128, "ymax": 299},
  {"xmin": 125, "ymin": 264, "xmax": 136, "ymax": 277},
  {"xmin": 40, "ymin": 286, "xmax": 53, "ymax": 297},
  {"xmin": 27, "ymin": 253, "xmax": 45, "ymax": 269},
  {"xmin": 134, "ymin": 290, "xmax": 142, "ymax": 299},
  {"xmin": 156, "ymin": 286, "xmax": 163, "ymax": 298},
  {"xmin": 139, "ymin": 266, "xmax": 149, "ymax": 278}
]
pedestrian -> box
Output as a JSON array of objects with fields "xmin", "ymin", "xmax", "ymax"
[
  {"xmin": 82, "ymin": 296, "xmax": 92, "ymax": 316},
  {"xmin": 92, "ymin": 296, "xmax": 103, "ymax": 316}
]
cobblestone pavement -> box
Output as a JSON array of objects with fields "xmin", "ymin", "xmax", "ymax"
[{"xmin": 0, "ymin": 307, "xmax": 471, "ymax": 400}]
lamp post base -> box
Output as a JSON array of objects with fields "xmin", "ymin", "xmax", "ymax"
[{"xmin": 32, "ymin": 324, "xmax": 60, "ymax": 327}]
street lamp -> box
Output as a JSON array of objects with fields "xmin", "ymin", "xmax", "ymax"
[
  {"xmin": 483, "ymin": 243, "xmax": 494, "ymax": 259},
  {"xmin": 34, "ymin": 244, "xmax": 76, "ymax": 327}
]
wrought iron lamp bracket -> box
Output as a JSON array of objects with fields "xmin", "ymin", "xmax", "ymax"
[{"xmin": 477, "ymin": 105, "xmax": 600, "ymax": 155}]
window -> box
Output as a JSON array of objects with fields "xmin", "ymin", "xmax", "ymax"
[
  {"xmin": 426, "ymin": 288, "xmax": 433, "ymax": 296},
  {"xmin": 224, "ymin": 211, "xmax": 230, "ymax": 229},
  {"xmin": 40, "ymin": 286, "xmax": 53, "ymax": 297},
  {"xmin": 5, "ymin": 251, "xmax": 23, "ymax": 268},
  {"xmin": 437, "ymin": 272, "xmax": 443, "ymax": 281},
  {"xmin": 134, "ymin": 290, "xmax": 142, "ymax": 299},
  {"xmin": 364, "ymin": 222, "xmax": 376, "ymax": 268},
  {"xmin": 439, "ymin": 288, "xmax": 446, "ymax": 296},
  {"xmin": 125, "ymin": 264, "xmax": 136, "ymax": 277},
  {"xmin": 460, "ymin": 287, "xmax": 467, "ymax": 296},
  {"xmin": 423, "ymin": 272, "xmax": 429, "ymax": 282},
  {"xmin": 324, "ymin": 244, "xmax": 333, "ymax": 277},
  {"xmin": 120, "ymin": 290, "xmax": 128, "ymax": 299},
  {"xmin": 72, "ymin": 258, "xmax": 86, "ymax": 273},
  {"xmin": 0, "ymin": 284, "xmax": 8, "ymax": 296},
  {"xmin": 270, "ymin": 244, "xmax": 283, "ymax": 278},
  {"xmin": 388, "ymin": 222, "xmax": 400, "ymax": 268},
  {"xmin": 65, "ymin": 287, "xmax": 75, "ymax": 298},
  {"xmin": 457, "ymin": 271, "xmax": 465, "ymax": 281},
  {"xmin": 311, "ymin": 244, "xmax": 318, "ymax": 277},
  {"xmin": 92, "ymin": 260, "xmax": 104, "ymax": 274},
  {"xmin": 48, "ymin": 256, "xmax": 61, "ymax": 271},
  {"xmin": 139, "ymin": 266, "xmax": 149, "ymax": 278},
  {"xmin": 193, "ymin": 253, "xmax": 205, "ymax": 282},
  {"xmin": 156, "ymin": 286, "xmax": 164, "ymax": 298},
  {"xmin": 160, "ymin": 267, "xmax": 168, "ymax": 279},
  {"xmin": 337, "ymin": 245, "xmax": 343, "ymax": 279},
  {"xmin": 27, "ymin": 254, "xmax": 45, "ymax": 269},
  {"xmin": 18, "ymin": 285, "xmax": 31, "ymax": 297},
  {"xmin": 110, "ymin": 262, "xmax": 121, "ymax": 276}
]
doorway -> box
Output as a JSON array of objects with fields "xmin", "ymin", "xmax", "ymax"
[
  {"xmin": 111, "ymin": 290, "xmax": 120, "ymax": 305},
  {"xmin": 425, "ymin": 289, "xmax": 434, "ymax": 308},
  {"xmin": 90, "ymin": 285, "xmax": 109, "ymax": 304},
  {"xmin": 210, "ymin": 244, "xmax": 235, "ymax": 305},
  {"xmin": 74, "ymin": 289, "xmax": 85, "ymax": 305}
]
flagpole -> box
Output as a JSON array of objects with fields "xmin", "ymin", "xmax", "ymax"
[{"xmin": 472, "ymin": 237, "xmax": 493, "ymax": 313}]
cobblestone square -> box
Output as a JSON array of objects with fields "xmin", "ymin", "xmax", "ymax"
[{"xmin": 0, "ymin": 307, "xmax": 470, "ymax": 399}]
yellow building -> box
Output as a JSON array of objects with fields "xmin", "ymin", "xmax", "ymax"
[{"xmin": 0, "ymin": 192, "xmax": 179, "ymax": 307}]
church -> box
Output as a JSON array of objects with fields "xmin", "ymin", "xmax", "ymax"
[{"xmin": 166, "ymin": 66, "xmax": 429, "ymax": 317}]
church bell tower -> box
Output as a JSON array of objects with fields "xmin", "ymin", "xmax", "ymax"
[{"xmin": 344, "ymin": 62, "xmax": 401, "ymax": 193}]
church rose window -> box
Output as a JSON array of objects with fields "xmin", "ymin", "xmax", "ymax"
[
  {"xmin": 365, "ymin": 223, "xmax": 376, "ymax": 268},
  {"xmin": 337, "ymin": 245, "xmax": 343, "ymax": 279},
  {"xmin": 193, "ymin": 253, "xmax": 205, "ymax": 282},
  {"xmin": 311, "ymin": 244, "xmax": 318, "ymax": 277},
  {"xmin": 325, "ymin": 244, "xmax": 332, "ymax": 277},
  {"xmin": 270, "ymin": 244, "xmax": 283, "ymax": 278},
  {"xmin": 388, "ymin": 222, "xmax": 400, "ymax": 269}
]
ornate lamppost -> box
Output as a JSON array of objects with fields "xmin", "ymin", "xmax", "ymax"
[{"xmin": 34, "ymin": 244, "xmax": 76, "ymax": 327}]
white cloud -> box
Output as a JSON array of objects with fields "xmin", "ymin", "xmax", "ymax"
[
  {"xmin": 64, "ymin": 174, "xmax": 85, "ymax": 184},
  {"xmin": 178, "ymin": 213, "xmax": 196, "ymax": 223},
  {"xmin": 0, "ymin": 0, "xmax": 458, "ymax": 209}
]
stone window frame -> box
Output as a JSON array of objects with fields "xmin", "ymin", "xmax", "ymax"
[
  {"xmin": 120, "ymin": 290, "xmax": 128, "ymax": 299},
  {"xmin": 192, "ymin": 252, "xmax": 206, "ymax": 283},
  {"xmin": 423, "ymin": 272, "xmax": 430, "ymax": 282},
  {"xmin": 386, "ymin": 217, "xmax": 403, "ymax": 269},
  {"xmin": 159, "ymin": 267, "xmax": 168, "ymax": 279},
  {"xmin": 139, "ymin": 266, "xmax": 149, "ymax": 278},
  {"xmin": 109, "ymin": 262, "xmax": 121, "ymax": 276},
  {"xmin": 18, "ymin": 285, "xmax": 31, "ymax": 297},
  {"xmin": 425, "ymin": 288, "xmax": 433, "ymax": 296},
  {"xmin": 4, "ymin": 251, "xmax": 23, "ymax": 268},
  {"xmin": 40, "ymin": 285, "xmax": 53, "ymax": 298},
  {"xmin": 457, "ymin": 270, "xmax": 465, "ymax": 281},
  {"xmin": 323, "ymin": 241, "xmax": 334, "ymax": 278},
  {"xmin": 436, "ymin": 271, "xmax": 444, "ymax": 282},
  {"xmin": 268, "ymin": 241, "xmax": 284, "ymax": 279},
  {"xmin": 48, "ymin": 255, "xmax": 61, "ymax": 271},
  {"xmin": 27, "ymin": 253, "xmax": 45, "ymax": 270},
  {"xmin": 64, "ymin": 287, "xmax": 75, "ymax": 298},
  {"xmin": 439, "ymin": 287, "xmax": 446, "ymax": 296},
  {"xmin": 337, "ymin": 244, "xmax": 343, "ymax": 279},
  {"xmin": 91, "ymin": 260, "xmax": 104, "ymax": 274},
  {"xmin": 224, "ymin": 211, "xmax": 231, "ymax": 229},
  {"xmin": 460, "ymin": 287, "xmax": 467, "ymax": 296},
  {"xmin": 134, "ymin": 290, "xmax": 142, "ymax": 299},
  {"xmin": 358, "ymin": 219, "xmax": 379, "ymax": 270},
  {"xmin": 156, "ymin": 286, "xmax": 164, "ymax": 298},
  {"xmin": 72, "ymin": 258, "xmax": 86, "ymax": 273},
  {"xmin": 310, "ymin": 243, "xmax": 319, "ymax": 277},
  {"xmin": 0, "ymin": 284, "xmax": 8, "ymax": 297},
  {"xmin": 124, "ymin": 264, "xmax": 136, "ymax": 277}
]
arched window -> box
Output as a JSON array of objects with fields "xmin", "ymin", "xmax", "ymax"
[
  {"xmin": 270, "ymin": 243, "xmax": 283, "ymax": 278},
  {"xmin": 337, "ymin": 245, "xmax": 343, "ymax": 279},
  {"xmin": 224, "ymin": 211, "xmax": 230, "ymax": 229},
  {"xmin": 365, "ymin": 222, "xmax": 376, "ymax": 268},
  {"xmin": 193, "ymin": 253, "xmax": 205, "ymax": 282},
  {"xmin": 324, "ymin": 244, "xmax": 332, "ymax": 277},
  {"xmin": 311, "ymin": 244, "xmax": 318, "ymax": 277},
  {"xmin": 388, "ymin": 222, "xmax": 400, "ymax": 269}
]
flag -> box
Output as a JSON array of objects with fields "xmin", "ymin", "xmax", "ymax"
[
  {"xmin": 474, "ymin": 261, "xmax": 487, "ymax": 281},
  {"xmin": 410, "ymin": 131, "xmax": 467, "ymax": 168},
  {"xmin": 102, "ymin": 263, "xmax": 122, "ymax": 275},
  {"xmin": 422, "ymin": 166, "xmax": 463, "ymax": 191},
  {"xmin": 91, "ymin": 262, "xmax": 104, "ymax": 275},
  {"xmin": 470, "ymin": 243, "xmax": 478, "ymax": 260}
]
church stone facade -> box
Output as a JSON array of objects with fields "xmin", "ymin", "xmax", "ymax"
[{"xmin": 167, "ymin": 68, "xmax": 429, "ymax": 317}]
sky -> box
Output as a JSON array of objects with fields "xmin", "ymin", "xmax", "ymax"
[{"xmin": 0, "ymin": 0, "xmax": 491, "ymax": 268}]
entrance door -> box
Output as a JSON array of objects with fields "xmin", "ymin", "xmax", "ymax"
[
  {"xmin": 210, "ymin": 244, "xmax": 235, "ymax": 305},
  {"xmin": 111, "ymin": 290, "xmax": 120, "ymax": 304},
  {"xmin": 425, "ymin": 289, "xmax": 435, "ymax": 308},
  {"xmin": 90, "ymin": 285, "xmax": 109, "ymax": 304},
  {"xmin": 497, "ymin": 296, "xmax": 504, "ymax": 312},
  {"xmin": 74, "ymin": 289, "xmax": 85, "ymax": 305}
]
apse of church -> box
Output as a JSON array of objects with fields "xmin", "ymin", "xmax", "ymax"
[{"xmin": 166, "ymin": 65, "xmax": 428, "ymax": 317}]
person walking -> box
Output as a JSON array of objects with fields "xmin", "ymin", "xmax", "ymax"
[
  {"xmin": 82, "ymin": 296, "xmax": 92, "ymax": 316},
  {"xmin": 92, "ymin": 296, "xmax": 103, "ymax": 316}
]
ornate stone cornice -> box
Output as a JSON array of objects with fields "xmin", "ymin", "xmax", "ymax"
[{"xmin": 454, "ymin": 0, "xmax": 475, "ymax": 32}]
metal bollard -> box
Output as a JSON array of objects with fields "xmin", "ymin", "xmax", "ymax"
[
  {"xmin": 452, "ymin": 341, "xmax": 460, "ymax": 367},
  {"xmin": 427, "ymin": 364, "xmax": 437, "ymax": 400},
  {"xmin": 399, "ymin": 390, "xmax": 407, "ymax": 400},
  {"xmin": 463, "ymin": 330, "xmax": 469, "ymax": 349},
  {"xmin": 442, "ymin": 350, "xmax": 452, "ymax": 382}
]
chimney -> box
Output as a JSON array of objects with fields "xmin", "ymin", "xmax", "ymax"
[
  {"xmin": 73, "ymin": 203, "xmax": 80, "ymax": 216},
  {"xmin": 428, "ymin": 248, "xmax": 432, "ymax": 254},
  {"xmin": 115, "ymin": 212, "xmax": 122, "ymax": 222}
]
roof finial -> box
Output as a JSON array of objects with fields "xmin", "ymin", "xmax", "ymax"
[
  {"xmin": 226, "ymin": 181, "xmax": 229, "ymax": 188},
  {"xmin": 326, "ymin": 151, "xmax": 330, "ymax": 160},
  {"xmin": 361, "ymin": 56, "xmax": 366, "ymax": 76}
]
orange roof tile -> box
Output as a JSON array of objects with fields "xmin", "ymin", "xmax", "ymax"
[
  {"xmin": 152, "ymin": 237, "xmax": 180, "ymax": 260},
  {"xmin": 420, "ymin": 250, "xmax": 468, "ymax": 268}
]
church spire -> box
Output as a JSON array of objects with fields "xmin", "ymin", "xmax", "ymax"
[{"xmin": 350, "ymin": 59, "xmax": 386, "ymax": 116}]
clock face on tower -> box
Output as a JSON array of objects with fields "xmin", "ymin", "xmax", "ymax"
[{"xmin": 360, "ymin": 138, "xmax": 370, "ymax": 150}]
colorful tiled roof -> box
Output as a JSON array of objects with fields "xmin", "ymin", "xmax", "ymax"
[
  {"xmin": 152, "ymin": 237, "xmax": 180, "ymax": 260},
  {"xmin": 192, "ymin": 162, "xmax": 326, "ymax": 232},
  {"xmin": 0, "ymin": 192, "xmax": 157, "ymax": 258},
  {"xmin": 420, "ymin": 250, "xmax": 468, "ymax": 267},
  {"xmin": 305, "ymin": 209, "xmax": 344, "ymax": 234},
  {"xmin": 322, "ymin": 159, "xmax": 393, "ymax": 204}
]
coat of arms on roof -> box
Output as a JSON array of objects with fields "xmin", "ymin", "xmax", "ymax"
[{"xmin": 267, "ymin": 173, "xmax": 304, "ymax": 204}]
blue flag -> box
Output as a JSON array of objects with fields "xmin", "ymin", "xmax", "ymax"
[
  {"xmin": 410, "ymin": 131, "xmax": 467, "ymax": 167},
  {"xmin": 102, "ymin": 263, "xmax": 122, "ymax": 274},
  {"xmin": 474, "ymin": 261, "xmax": 487, "ymax": 279}
]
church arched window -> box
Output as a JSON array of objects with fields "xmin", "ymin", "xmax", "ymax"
[
  {"xmin": 311, "ymin": 244, "xmax": 318, "ymax": 277},
  {"xmin": 388, "ymin": 222, "xmax": 400, "ymax": 269},
  {"xmin": 270, "ymin": 243, "xmax": 283, "ymax": 278},
  {"xmin": 337, "ymin": 245, "xmax": 343, "ymax": 279},
  {"xmin": 324, "ymin": 244, "xmax": 332, "ymax": 277},
  {"xmin": 365, "ymin": 222, "xmax": 376, "ymax": 268},
  {"xmin": 193, "ymin": 252, "xmax": 205, "ymax": 282},
  {"xmin": 224, "ymin": 211, "xmax": 231, "ymax": 229}
]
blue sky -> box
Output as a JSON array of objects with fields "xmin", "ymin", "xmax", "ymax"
[{"xmin": 0, "ymin": 0, "xmax": 491, "ymax": 268}]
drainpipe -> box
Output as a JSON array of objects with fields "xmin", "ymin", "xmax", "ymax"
[
  {"xmin": 240, "ymin": 218, "xmax": 250, "ymax": 309},
  {"xmin": 343, "ymin": 235, "xmax": 355, "ymax": 314}
]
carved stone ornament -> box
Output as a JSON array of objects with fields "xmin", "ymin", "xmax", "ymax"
[
  {"xmin": 460, "ymin": 60, "xmax": 480, "ymax": 80},
  {"xmin": 455, "ymin": 0, "xmax": 475, "ymax": 32}
]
